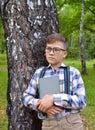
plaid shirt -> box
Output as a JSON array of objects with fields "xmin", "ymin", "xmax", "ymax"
[{"xmin": 23, "ymin": 63, "xmax": 86, "ymax": 120}]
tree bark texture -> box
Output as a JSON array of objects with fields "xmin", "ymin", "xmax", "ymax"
[{"xmin": 0, "ymin": 0, "xmax": 59, "ymax": 130}]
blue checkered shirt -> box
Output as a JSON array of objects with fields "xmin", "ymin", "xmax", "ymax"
[{"xmin": 23, "ymin": 63, "xmax": 86, "ymax": 120}]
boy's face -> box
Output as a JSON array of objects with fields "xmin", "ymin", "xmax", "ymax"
[{"xmin": 45, "ymin": 41, "xmax": 67, "ymax": 69}]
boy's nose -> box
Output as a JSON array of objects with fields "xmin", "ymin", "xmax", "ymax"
[{"xmin": 50, "ymin": 49, "xmax": 54, "ymax": 54}]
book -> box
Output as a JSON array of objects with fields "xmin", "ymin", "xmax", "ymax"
[{"xmin": 38, "ymin": 75, "xmax": 59, "ymax": 99}]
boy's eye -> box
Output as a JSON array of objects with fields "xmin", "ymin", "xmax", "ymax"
[
  {"xmin": 46, "ymin": 47, "xmax": 65, "ymax": 54},
  {"xmin": 53, "ymin": 48, "xmax": 60, "ymax": 52},
  {"xmin": 46, "ymin": 47, "xmax": 52, "ymax": 51}
]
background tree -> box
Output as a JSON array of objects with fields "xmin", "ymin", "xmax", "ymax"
[
  {"xmin": 0, "ymin": 0, "xmax": 59, "ymax": 130},
  {"xmin": 56, "ymin": 0, "xmax": 95, "ymax": 60},
  {"xmin": 79, "ymin": 0, "xmax": 86, "ymax": 74}
]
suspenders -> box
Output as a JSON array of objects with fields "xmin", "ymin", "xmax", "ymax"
[{"xmin": 64, "ymin": 66, "xmax": 70, "ymax": 95}]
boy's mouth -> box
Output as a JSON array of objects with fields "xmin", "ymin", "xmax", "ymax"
[{"xmin": 48, "ymin": 57, "xmax": 55, "ymax": 60}]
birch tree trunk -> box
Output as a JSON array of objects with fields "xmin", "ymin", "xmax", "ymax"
[
  {"xmin": 0, "ymin": 0, "xmax": 59, "ymax": 130},
  {"xmin": 79, "ymin": 0, "xmax": 86, "ymax": 74}
]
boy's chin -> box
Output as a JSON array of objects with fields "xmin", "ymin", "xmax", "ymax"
[{"xmin": 49, "ymin": 62, "xmax": 56, "ymax": 65}]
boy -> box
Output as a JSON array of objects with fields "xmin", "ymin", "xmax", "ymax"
[{"xmin": 23, "ymin": 33, "xmax": 86, "ymax": 130}]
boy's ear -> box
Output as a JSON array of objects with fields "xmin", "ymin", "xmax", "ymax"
[{"xmin": 63, "ymin": 51, "xmax": 67, "ymax": 58}]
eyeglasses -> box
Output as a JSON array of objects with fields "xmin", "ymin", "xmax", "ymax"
[{"xmin": 45, "ymin": 46, "xmax": 65, "ymax": 54}]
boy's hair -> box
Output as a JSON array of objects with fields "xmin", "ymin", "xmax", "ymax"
[{"xmin": 46, "ymin": 33, "xmax": 68, "ymax": 50}]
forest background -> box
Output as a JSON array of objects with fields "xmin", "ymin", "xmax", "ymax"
[
  {"xmin": 0, "ymin": 0, "xmax": 95, "ymax": 59},
  {"xmin": 0, "ymin": 0, "xmax": 95, "ymax": 130}
]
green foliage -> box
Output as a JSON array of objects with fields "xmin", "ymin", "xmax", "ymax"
[
  {"xmin": 56, "ymin": 0, "xmax": 95, "ymax": 60},
  {"xmin": 0, "ymin": 0, "xmax": 95, "ymax": 58},
  {"xmin": 57, "ymin": 4, "xmax": 81, "ymax": 35},
  {"xmin": 67, "ymin": 47, "xmax": 79, "ymax": 59},
  {"xmin": 84, "ymin": 33, "xmax": 95, "ymax": 59},
  {"xmin": 86, "ymin": 42, "xmax": 95, "ymax": 59}
]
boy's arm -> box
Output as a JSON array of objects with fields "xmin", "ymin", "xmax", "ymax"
[
  {"xmin": 53, "ymin": 70, "xmax": 86, "ymax": 110},
  {"xmin": 22, "ymin": 90, "xmax": 39, "ymax": 111},
  {"xmin": 36, "ymin": 70, "xmax": 86, "ymax": 111},
  {"xmin": 36, "ymin": 95, "xmax": 62, "ymax": 114},
  {"xmin": 45, "ymin": 105, "xmax": 62, "ymax": 115},
  {"xmin": 35, "ymin": 94, "xmax": 53, "ymax": 112},
  {"xmin": 22, "ymin": 70, "xmax": 40, "ymax": 111}
]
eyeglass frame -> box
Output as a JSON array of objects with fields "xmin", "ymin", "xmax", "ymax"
[{"xmin": 45, "ymin": 46, "xmax": 66, "ymax": 54}]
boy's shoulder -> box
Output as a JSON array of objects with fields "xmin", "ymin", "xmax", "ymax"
[
  {"xmin": 69, "ymin": 66, "xmax": 81, "ymax": 74},
  {"xmin": 34, "ymin": 66, "xmax": 46, "ymax": 74},
  {"xmin": 32, "ymin": 67, "xmax": 46, "ymax": 79}
]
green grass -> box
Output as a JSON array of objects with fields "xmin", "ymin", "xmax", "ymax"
[
  {"xmin": 0, "ymin": 54, "xmax": 95, "ymax": 130},
  {"xmin": 0, "ymin": 54, "xmax": 7, "ymax": 68},
  {"xmin": 81, "ymin": 68, "xmax": 95, "ymax": 130},
  {"xmin": 0, "ymin": 54, "xmax": 8, "ymax": 130}
]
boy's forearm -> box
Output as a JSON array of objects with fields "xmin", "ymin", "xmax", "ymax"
[
  {"xmin": 53, "ymin": 93, "xmax": 86, "ymax": 110},
  {"xmin": 35, "ymin": 94, "xmax": 54, "ymax": 112},
  {"xmin": 45, "ymin": 105, "xmax": 62, "ymax": 115},
  {"xmin": 22, "ymin": 92, "xmax": 39, "ymax": 110}
]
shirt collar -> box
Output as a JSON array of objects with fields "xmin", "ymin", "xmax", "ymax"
[{"xmin": 46, "ymin": 63, "xmax": 67, "ymax": 69}]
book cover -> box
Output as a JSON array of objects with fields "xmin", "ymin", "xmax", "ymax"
[{"xmin": 38, "ymin": 75, "xmax": 60, "ymax": 98}]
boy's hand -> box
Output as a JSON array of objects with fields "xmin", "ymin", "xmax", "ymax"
[
  {"xmin": 36, "ymin": 94, "xmax": 53, "ymax": 112},
  {"xmin": 46, "ymin": 105, "xmax": 62, "ymax": 116}
]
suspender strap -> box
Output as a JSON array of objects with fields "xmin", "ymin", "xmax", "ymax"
[
  {"xmin": 64, "ymin": 66, "xmax": 70, "ymax": 94},
  {"xmin": 39, "ymin": 67, "xmax": 47, "ymax": 78},
  {"xmin": 64, "ymin": 66, "xmax": 70, "ymax": 112},
  {"xmin": 37, "ymin": 67, "xmax": 47, "ymax": 98},
  {"xmin": 38, "ymin": 67, "xmax": 47, "ymax": 118}
]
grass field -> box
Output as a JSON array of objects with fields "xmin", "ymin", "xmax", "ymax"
[
  {"xmin": 0, "ymin": 54, "xmax": 95, "ymax": 130},
  {"xmin": 0, "ymin": 54, "xmax": 8, "ymax": 130}
]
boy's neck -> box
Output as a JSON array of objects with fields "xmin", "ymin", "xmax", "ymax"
[{"xmin": 51, "ymin": 63, "xmax": 62, "ymax": 70}]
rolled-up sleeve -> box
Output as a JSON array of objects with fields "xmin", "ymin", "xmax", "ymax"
[
  {"xmin": 53, "ymin": 68, "xmax": 86, "ymax": 110},
  {"xmin": 22, "ymin": 70, "xmax": 40, "ymax": 110}
]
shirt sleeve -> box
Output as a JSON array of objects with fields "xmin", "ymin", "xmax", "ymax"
[
  {"xmin": 22, "ymin": 69, "xmax": 41, "ymax": 111},
  {"xmin": 53, "ymin": 68, "xmax": 86, "ymax": 110}
]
